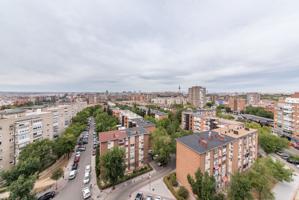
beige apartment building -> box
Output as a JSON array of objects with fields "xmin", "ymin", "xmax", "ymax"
[
  {"xmin": 181, "ymin": 109, "xmax": 217, "ymax": 132},
  {"xmin": 274, "ymin": 93, "xmax": 299, "ymax": 139},
  {"xmin": 0, "ymin": 102, "xmax": 87, "ymax": 171},
  {"xmin": 246, "ymin": 93, "xmax": 260, "ymax": 106},
  {"xmin": 176, "ymin": 123, "xmax": 258, "ymax": 193},
  {"xmin": 188, "ymin": 86, "xmax": 206, "ymax": 108}
]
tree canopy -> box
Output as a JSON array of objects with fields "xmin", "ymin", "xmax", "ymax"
[
  {"xmin": 244, "ymin": 106, "xmax": 274, "ymax": 119},
  {"xmin": 100, "ymin": 146, "xmax": 126, "ymax": 187}
]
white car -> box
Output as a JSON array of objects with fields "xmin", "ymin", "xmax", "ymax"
[
  {"xmin": 68, "ymin": 170, "xmax": 76, "ymax": 180},
  {"xmin": 82, "ymin": 187, "xmax": 91, "ymax": 199},
  {"xmin": 155, "ymin": 196, "xmax": 161, "ymax": 200},
  {"xmin": 85, "ymin": 165, "xmax": 91, "ymax": 174},
  {"xmin": 83, "ymin": 172, "xmax": 90, "ymax": 184}
]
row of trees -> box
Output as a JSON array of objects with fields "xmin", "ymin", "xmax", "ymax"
[
  {"xmin": 245, "ymin": 122, "xmax": 288, "ymax": 153},
  {"xmin": 228, "ymin": 157, "xmax": 293, "ymax": 200},
  {"xmin": 187, "ymin": 157, "xmax": 293, "ymax": 200},
  {"xmin": 244, "ymin": 106, "xmax": 274, "ymax": 119},
  {"xmin": 1, "ymin": 106, "xmax": 98, "ymax": 200}
]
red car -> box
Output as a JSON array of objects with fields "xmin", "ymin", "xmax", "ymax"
[{"xmin": 74, "ymin": 155, "xmax": 80, "ymax": 163}]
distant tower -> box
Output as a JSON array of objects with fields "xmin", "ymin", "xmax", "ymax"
[{"xmin": 178, "ymin": 85, "xmax": 181, "ymax": 94}]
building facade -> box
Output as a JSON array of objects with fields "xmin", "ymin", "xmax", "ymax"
[
  {"xmin": 228, "ymin": 97, "xmax": 246, "ymax": 112},
  {"xmin": 247, "ymin": 93, "xmax": 260, "ymax": 106},
  {"xmin": 99, "ymin": 125, "xmax": 154, "ymax": 171},
  {"xmin": 0, "ymin": 102, "xmax": 87, "ymax": 171},
  {"xmin": 274, "ymin": 93, "xmax": 299, "ymax": 139},
  {"xmin": 188, "ymin": 86, "xmax": 206, "ymax": 108},
  {"xmin": 181, "ymin": 109, "xmax": 217, "ymax": 132},
  {"xmin": 176, "ymin": 124, "xmax": 258, "ymax": 193}
]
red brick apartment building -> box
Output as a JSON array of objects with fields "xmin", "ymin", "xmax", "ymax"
[
  {"xmin": 228, "ymin": 96, "xmax": 246, "ymax": 112},
  {"xmin": 176, "ymin": 124, "xmax": 258, "ymax": 193},
  {"xmin": 99, "ymin": 126, "xmax": 153, "ymax": 171}
]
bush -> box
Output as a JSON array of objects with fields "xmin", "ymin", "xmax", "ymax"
[
  {"xmin": 51, "ymin": 168, "xmax": 64, "ymax": 180},
  {"xmin": 177, "ymin": 186, "xmax": 189, "ymax": 199},
  {"xmin": 169, "ymin": 172, "xmax": 178, "ymax": 187}
]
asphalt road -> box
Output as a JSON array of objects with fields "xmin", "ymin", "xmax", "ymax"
[{"xmin": 54, "ymin": 118, "xmax": 94, "ymax": 200}]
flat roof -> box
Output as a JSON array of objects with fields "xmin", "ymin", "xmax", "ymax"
[{"xmin": 177, "ymin": 131, "xmax": 235, "ymax": 155}]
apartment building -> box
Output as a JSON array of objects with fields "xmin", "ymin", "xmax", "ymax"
[
  {"xmin": 181, "ymin": 109, "xmax": 217, "ymax": 132},
  {"xmin": 176, "ymin": 124, "xmax": 258, "ymax": 193},
  {"xmin": 99, "ymin": 126, "xmax": 153, "ymax": 171},
  {"xmin": 228, "ymin": 96, "xmax": 246, "ymax": 112},
  {"xmin": 151, "ymin": 96, "xmax": 187, "ymax": 107},
  {"xmin": 188, "ymin": 86, "xmax": 206, "ymax": 108},
  {"xmin": 274, "ymin": 93, "xmax": 299, "ymax": 139},
  {"xmin": 247, "ymin": 93, "xmax": 260, "ymax": 106},
  {"xmin": 0, "ymin": 102, "xmax": 87, "ymax": 171}
]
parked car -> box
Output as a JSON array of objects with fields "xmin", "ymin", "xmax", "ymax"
[
  {"xmin": 92, "ymin": 149, "xmax": 96, "ymax": 156},
  {"xmin": 146, "ymin": 195, "xmax": 153, "ymax": 200},
  {"xmin": 154, "ymin": 196, "xmax": 161, "ymax": 200},
  {"xmin": 71, "ymin": 163, "xmax": 78, "ymax": 170},
  {"xmin": 78, "ymin": 146, "xmax": 86, "ymax": 151},
  {"xmin": 74, "ymin": 155, "xmax": 80, "ymax": 163},
  {"xmin": 83, "ymin": 172, "xmax": 90, "ymax": 184},
  {"xmin": 85, "ymin": 165, "xmax": 91, "ymax": 174},
  {"xmin": 135, "ymin": 192, "xmax": 143, "ymax": 200},
  {"xmin": 276, "ymin": 151, "xmax": 290, "ymax": 159},
  {"xmin": 38, "ymin": 191, "xmax": 56, "ymax": 200},
  {"xmin": 68, "ymin": 170, "xmax": 77, "ymax": 180},
  {"xmin": 82, "ymin": 187, "xmax": 91, "ymax": 199},
  {"xmin": 287, "ymin": 157, "xmax": 299, "ymax": 165}
]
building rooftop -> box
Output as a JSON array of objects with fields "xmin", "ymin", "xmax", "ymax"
[
  {"xmin": 99, "ymin": 130, "xmax": 127, "ymax": 142},
  {"xmin": 177, "ymin": 131, "xmax": 235, "ymax": 155},
  {"xmin": 0, "ymin": 108, "xmax": 26, "ymax": 115},
  {"xmin": 131, "ymin": 118, "xmax": 155, "ymax": 128}
]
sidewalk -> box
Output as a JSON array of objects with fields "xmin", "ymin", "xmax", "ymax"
[
  {"xmin": 37, "ymin": 153, "xmax": 75, "ymax": 196},
  {"xmin": 90, "ymin": 155, "xmax": 158, "ymax": 200}
]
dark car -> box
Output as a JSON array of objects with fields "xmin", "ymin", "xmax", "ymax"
[
  {"xmin": 71, "ymin": 163, "xmax": 78, "ymax": 170},
  {"xmin": 287, "ymin": 157, "xmax": 299, "ymax": 165},
  {"xmin": 74, "ymin": 155, "xmax": 80, "ymax": 163},
  {"xmin": 135, "ymin": 192, "xmax": 143, "ymax": 200},
  {"xmin": 38, "ymin": 191, "xmax": 56, "ymax": 200}
]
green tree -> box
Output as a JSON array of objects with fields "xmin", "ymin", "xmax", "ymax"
[
  {"xmin": 244, "ymin": 106, "xmax": 274, "ymax": 119},
  {"xmin": 187, "ymin": 169, "xmax": 222, "ymax": 200},
  {"xmin": 228, "ymin": 172, "xmax": 253, "ymax": 200},
  {"xmin": 51, "ymin": 168, "xmax": 64, "ymax": 180},
  {"xmin": 248, "ymin": 159, "xmax": 274, "ymax": 200},
  {"xmin": 177, "ymin": 186, "xmax": 189, "ymax": 199},
  {"xmin": 100, "ymin": 147, "xmax": 126, "ymax": 188},
  {"xmin": 245, "ymin": 122, "xmax": 288, "ymax": 153},
  {"xmin": 151, "ymin": 128, "xmax": 172, "ymax": 165},
  {"xmin": 8, "ymin": 175, "xmax": 36, "ymax": 200}
]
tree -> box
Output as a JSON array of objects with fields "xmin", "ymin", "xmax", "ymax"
[
  {"xmin": 245, "ymin": 122, "xmax": 288, "ymax": 154},
  {"xmin": 51, "ymin": 168, "xmax": 64, "ymax": 180},
  {"xmin": 8, "ymin": 175, "xmax": 36, "ymax": 200},
  {"xmin": 187, "ymin": 169, "xmax": 222, "ymax": 200},
  {"xmin": 245, "ymin": 106, "xmax": 274, "ymax": 119},
  {"xmin": 151, "ymin": 128, "xmax": 172, "ymax": 165},
  {"xmin": 228, "ymin": 172, "xmax": 253, "ymax": 200},
  {"xmin": 248, "ymin": 159, "xmax": 274, "ymax": 200},
  {"xmin": 100, "ymin": 147, "xmax": 126, "ymax": 188},
  {"xmin": 177, "ymin": 186, "xmax": 189, "ymax": 199}
]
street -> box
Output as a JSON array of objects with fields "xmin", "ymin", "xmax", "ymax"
[{"xmin": 54, "ymin": 118, "xmax": 94, "ymax": 200}]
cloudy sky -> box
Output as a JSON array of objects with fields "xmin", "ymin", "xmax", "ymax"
[{"xmin": 0, "ymin": 0, "xmax": 299, "ymax": 93}]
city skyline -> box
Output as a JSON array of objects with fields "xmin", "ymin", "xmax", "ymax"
[{"xmin": 1, "ymin": 0, "xmax": 299, "ymax": 92}]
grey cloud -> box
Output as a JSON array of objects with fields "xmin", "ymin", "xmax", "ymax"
[{"xmin": 0, "ymin": 0, "xmax": 299, "ymax": 92}]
